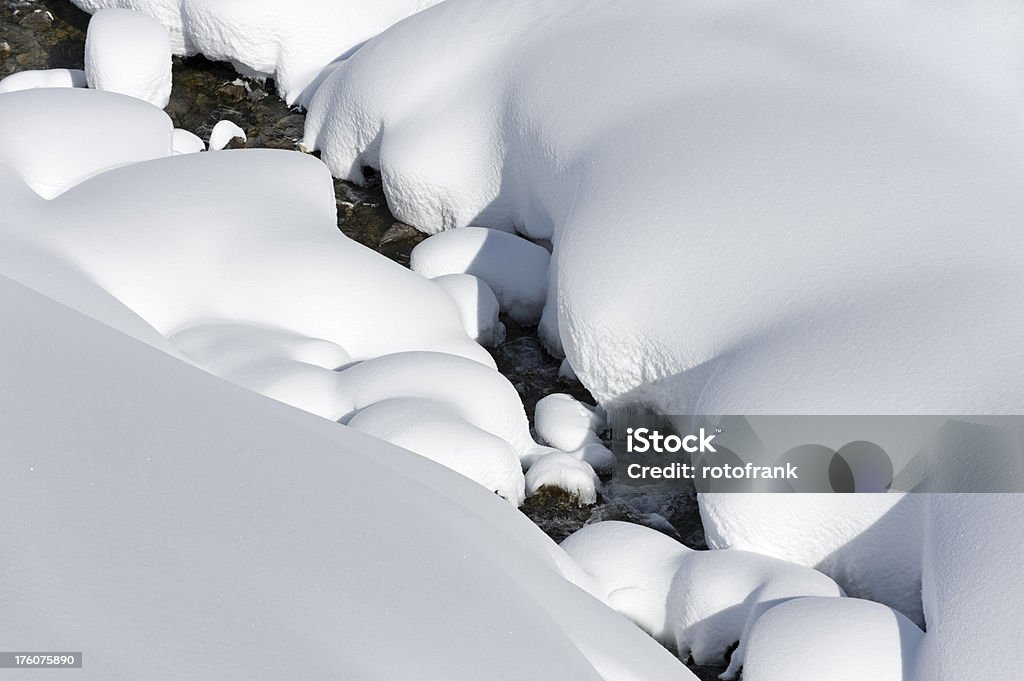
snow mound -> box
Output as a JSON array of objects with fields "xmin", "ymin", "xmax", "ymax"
[
  {"xmin": 561, "ymin": 521, "xmax": 689, "ymax": 643},
  {"xmin": 916, "ymin": 495, "xmax": 1024, "ymax": 680},
  {"xmin": 70, "ymin": 0, "xmax": 445, "ymax": 104},
  {"xmin": 171, "ymin": 128, "xmax": 205, "ymax": 154},
  {"xmin": 667, "ymin": 549, "xmax": 843, "ymax": 677},
  {"xmin": 0, "ymin": 87, "xmax": 549, "ymax": 506},
  {"xmin": 0, "ymin": 68, "xmax": 87, "ymax": 93},
  {"xmin": 535, "ymin": 393, "xmax": 605, "ymax": 451},
  {"xmin": 410, "ymin": 226, "xmax": 550, "ymax": 324},
  {"xmin": 209, "ymin": 120, "xmax": 246, "ymax": 150},
  {"xmin": 347, "ymin": 397, "xmax": 526, "ymax": 504},
  {"xmin": 431, "ymin": 273, "xmax": 504, "ymax": 346},
  {"xmin": 85, "ymin": 9, "xmax": 172, "ymax": 108},
  {"xmin": 699, "ymin": 493, "xmax": 926, "ymax": 625},
  {"xmin": 0, "ymin": 274, "xmax": 696, "ymax": 681},
  {"xmin": 742, "ymin": 597, "xmax": 923, "ymax": 681},
  {"xmin": 0, "ymin": 88, "xmax": 172, "ymax": 198},
  {"xmin": 526, "ymin": 452, "xmax": 600, "ymax": 505}
]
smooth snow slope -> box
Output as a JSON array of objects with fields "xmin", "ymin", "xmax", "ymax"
[{"xmin": 0, "ymin": 273, "xmax": 694, "ymax": 681}]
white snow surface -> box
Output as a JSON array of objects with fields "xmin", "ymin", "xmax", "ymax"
[
  {"xmin": 0, "ymin": 87, "xmax": 576, "ymax": 507},
  {"xmin": 0, "ymin": 87, "xmax": 172, "ymax": 198},
  {"xmin": 700, "ymin": 493, "xmax": 926, "ymax": 625},
  {"xmin": 85, "ymin": 9, "xmax": 172, "ymax": 108},
  {"xmin": 0, "ymin": 68, "xmax": 87, "ymax": 93},
  {"xmin": 171, "ymin": 127, "xmax": 205, "ymax": 154},
  {"xmin": 304, "ymin": 0, "xmax": 1024, "ymax": 418},
  {"xmin": 535, "ymin": 393, "xmax": 605, "ymax": 452},
  {"xmin": 410, "ymin": 227, "xmax": 550, "ymax": 325},
  {"xmin": 70, "ymin": 0, "xmax": 445, "ymax": 104},
  {"xmin": 916, "ymin": 495, "xmax": 1024, "ymax": 680},
  {"xmin": 431, "ymin": 273, "xmax": 503, "ymax": 346},
  {"xmin": 741, "ymin": 597, "xmax": 923, "ymax": 681},
  {"xmin": 0, "ymin": 274, "xmax": 695, "ymax": 681},
  {"xmin": 562, "ymin": 522, "xmax": 845, "ymax": 675}
]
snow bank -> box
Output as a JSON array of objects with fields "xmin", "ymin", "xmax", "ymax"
[
  {"xmin": 0, "ymin": 274, "xmax": 695, "ymax": 681},
  {"xmin": 742, "ymin": 597, "xmax": 923, "ymax": 681},
  {"xmin": 0, "ymin": 68, "xmax": 86, "ymax": 93},
  {"xmin": 70, "ymin": 0, "xmax": 445, "ymax": 104},
  {"xmin": 432, "ymin": 273, "xmax": 503, "ymax": 345},
  {"xmin": 916, "ymin": 495, "xmax": 1024, "ymax": 680},
  {"xmin": 301, "ymin": 0, "xmax": 1024, "ymax": 635},
  {"xmin": 0, "ymin": 87, "xmax": 557, "ymax": 506},
  {"xmin": 699, "ymin": 493, "xmax": 926, "ymax": 624},
  {"xmin": 411, "ymin": 227, "xmax": 550, "ymax": 325},
  {"xmin": 0, "ymin": 88, "xmax": 172, "ymax": 198},
  {"xmin": 85, "ymin": 9, "xmax": 172, "ymax": 108}
]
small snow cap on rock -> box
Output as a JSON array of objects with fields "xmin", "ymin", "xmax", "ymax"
[
  {"xmin": 525, "ymin": 451, "xmax": 599, "ymax": 505},
  {"xmin": 85, "ymin": 9, "xmax": 172, "ymax": 108},
  {"xmin": 209, "ymin": 120, "xmax": 247, "ymax": 151},
  {"xmin": 172, "ymin": 129, "xmax": 205, "ymax": 155},
  {"xmin": 534, "ymin": 392, "xmax": 605, "ymax": 451}
]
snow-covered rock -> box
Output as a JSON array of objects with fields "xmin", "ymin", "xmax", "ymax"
[
  {"xmin": 431, "ymin": 273, "xmax": 503, "ymax": 345},
  {"xmin": 209, "ymin": 120, "xmax": 246, "ymax": 150},
  {"xmin": 348, "ymin": 397, "xmax": 526, "ymax": 504},
  {"xmin": 561, "ymin": 521, "xmax": 689, "ymax": 642},
  {"xmin": 742, "ymin": 597, "xmax": 924, "ymax": 681},
  {"xmin": 916, "ymin": 495, "xmax": 1024, "ymax": 680},
  {"xmin": 410, "ymin": 226, "xmax": 550, "ymax": 324},
  {"xmin": 171, "ymin": 128, "xmax": 205, "ymax": 154},
  {"xmin": 0, "ymin": 68, "xmax": 87, "ymax": 93},
  {"xmin": 699, "ymin": 493, "xmax": 926, "ymax": 624},
  {"xmin": 70, "ymin": 0, "xmax": 445, "ymax": 104},
  {"xmin": 666, "ymin": 549, "xmax": 844, "ymax": 677},
  {"xmin": 85, "ymin": 9, "xmax": 172, "ymax": 108},
  {"xmin": 0, "ymin": 87, "xmax": 172, "ymax": 198},
  {"xmin": 0, "ymin": 274, "xmax": 695, "ymax": 681},
  {"xmin": 535, "ymin": 393, "xmax": 605, "ymax": 452},
  {"xmin": 525, "ymin": 452, "xmax": 600, "ymax": 505}
]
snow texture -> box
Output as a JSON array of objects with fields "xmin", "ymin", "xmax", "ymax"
[
  {"xmin": 0, "ymin": 274, "xmax": 695, "ymax": 681},
  {"xmin": 85, "ymin": 9, "xmax": 172, "ymax": 108},
  {"xmin": 70, "ymin": 0, "xmax": 445, "ymax": 104},
  {"xmin": 410, "ymin": 227, "xmax": 550, "ymax": 325},
  {"xmin": 741, "ymin": 597, "xmax": 924, "ymax": 681},
  {"xmin": 431, "ymin": 273, "xmax": 504, "ymax": 346},
  {"xmin": 916, "ymin": 495, "xmax": 1024, "ymax": 680},
  {"xmin": 0, "ymin": 68, "xmax": 87, "ymax": 93}
]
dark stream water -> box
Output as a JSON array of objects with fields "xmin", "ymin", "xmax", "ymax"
[{"xmin": 1, "ymin": 2, "xmax": 725, "ymax": 677}]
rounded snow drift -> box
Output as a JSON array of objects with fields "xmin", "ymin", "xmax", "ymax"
[{"xmin": 85, "ymin": 8, "xmax": 172, "ymax": 108}]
